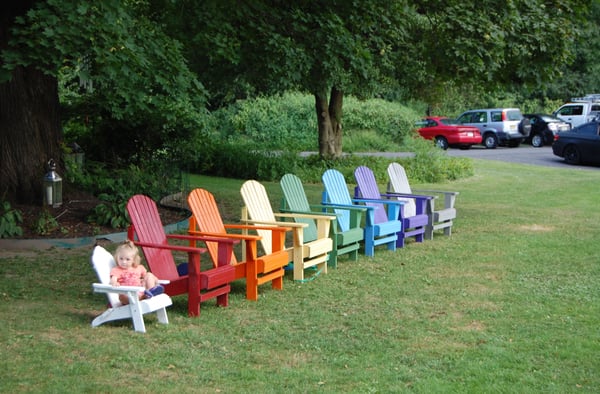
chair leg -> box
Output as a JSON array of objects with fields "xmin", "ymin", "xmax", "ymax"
[
  {"xmin": 217, "ymin": 292, "xmax": 229, "ymax": 307},
  {"xmin": 246, "ymin": 259, "xmax": 259, "ymax": 301},
  {"xmin": 364, "ymin": 228, "xmax": 375, "ymax": 257},
  {"xmin": 128, "ymin": 298, "xmax": 146, "ymax": 333},
  {"xmin": 444, "ymin": 224, "xmax": 452, "ymax": 237},
  {"xmin": 396, "ymin": 233, "xmax": 406, "ymax": 248},
  {"xmin": 155, "ymin": 307, "xmax": 169, "ymax": 325}
]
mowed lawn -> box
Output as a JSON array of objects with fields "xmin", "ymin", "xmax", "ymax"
[{"xmin": 1, "ymin": 159, "xmax": 599, "ymax": 393}]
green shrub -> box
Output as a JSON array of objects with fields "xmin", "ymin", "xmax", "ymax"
[
  {"xmin": 0, "ymin": 201, "xmax": 23, "ymax": 238},
  {"xmin": 87, "ymin": 189, "xmax": 130, "ymax": 229},
  {"xmin": 211, "ymin": 92, "xmax": 423, "ymax": 153},
  {"xmin": 81, "ymin": 163, "xmax": 181, "ymax": 229},
  {"xmin": 33, "ymin": 209, "xmax": 63, "ymax": 236},
  {"xmin": 214, "ymin": 92, "xmax": 316, "ymax": 151}
]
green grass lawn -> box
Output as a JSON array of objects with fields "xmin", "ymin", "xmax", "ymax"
[{"xmin": 2, "ymin": 160, "xmax": 599, "ymax": 393}]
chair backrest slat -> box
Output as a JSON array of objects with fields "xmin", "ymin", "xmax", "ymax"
[
  {"xmin": 126, "ymin": 195, "xmax": 179, "ymax": 281},
  {"xmin": 354, "ymin": 166, "xmax": 389, "ymax": 224},
  {"xmin": 280, "ymin": 174, "xmax": 317, "ymax": 242}
]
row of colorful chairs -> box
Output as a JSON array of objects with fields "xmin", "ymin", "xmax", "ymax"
[{"xmin": 91, "ymin": 162, "xmax": 458, "ymax": 332}]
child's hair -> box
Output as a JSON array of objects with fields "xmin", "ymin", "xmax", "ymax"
[{"xmin": 114, "ymin": 240, "xmax": 141, "ymax": 267}]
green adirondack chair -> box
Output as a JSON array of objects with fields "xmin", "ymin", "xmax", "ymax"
[{"xmin": 280, "ymin": 173, "xmax": 363, "ymax": 268}]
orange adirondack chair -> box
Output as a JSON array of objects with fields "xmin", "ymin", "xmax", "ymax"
[
  {"xmin": 187, "ymin": 188, "xmax": 291, "ymax": 301},
  {"xmin": 126, "ymin": 194, "xmax": 236, "ymax": 317}
]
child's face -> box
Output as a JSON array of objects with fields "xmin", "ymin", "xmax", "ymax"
[{"xmin": 116, "ymin": 251, "xmax": 136, "ymax": 269}]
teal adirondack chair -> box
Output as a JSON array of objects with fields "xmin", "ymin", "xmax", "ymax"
[
  {"xmin": 354, "ymin": 165, "xmax": 429, "ymax": 248},
  {"xmin": 280, "ymin": 173, "xmax": 363, "ymax": 268},
  {"xmin": 321, "ymin": 169, "xmax": 402, "ymax": 257}
]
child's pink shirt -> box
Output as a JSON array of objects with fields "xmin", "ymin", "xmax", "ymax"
[{"xmin": 110, "ymin": 265, "xmax": 147, "ymax": 287}]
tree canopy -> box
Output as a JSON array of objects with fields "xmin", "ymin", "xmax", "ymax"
[{"xmin": 0, "ymin": 0, "xmax": 595, "ymax": 201}]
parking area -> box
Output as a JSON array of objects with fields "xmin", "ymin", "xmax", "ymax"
[{"xmin": 445, "ymin": 145, "xmax": 599, "ymax": 170}]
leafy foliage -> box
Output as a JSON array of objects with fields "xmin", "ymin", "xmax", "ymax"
[
  {"xmin": 0, "ymin": 201, "xmax": 23, "ymax": 238},
  {"xmin": 192, "ymin": 93, "xmax": 473, "ymax": 183},
  {"xmin": 33, "ymin": 209, "xmax": 62, "ymax": 236},
  {"xmin": 3, "ymin": 0, "xmax": 209, "ymax": 167}
]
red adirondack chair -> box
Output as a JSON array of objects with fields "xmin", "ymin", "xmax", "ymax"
[
  {"xmin": 126, "ymin": 194, "xmax": 236, "ymax": 317},
  {"xmin": 187, "ymin": 188, "xmax": 291, "ymax": 301}
]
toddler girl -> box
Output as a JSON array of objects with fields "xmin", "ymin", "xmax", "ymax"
[{"xmin": 110, "ymin": 240, "xmax": 164, "ymax": 304}]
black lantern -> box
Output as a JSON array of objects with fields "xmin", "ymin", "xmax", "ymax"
[{"xmin": 43, "ymin": 159, "xmax": 62, "ymax": 208}]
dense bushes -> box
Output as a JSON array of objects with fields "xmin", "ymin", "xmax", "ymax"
[{"xmin": 190, "ymin": 93, "xmax": 473, "ymax": 184}]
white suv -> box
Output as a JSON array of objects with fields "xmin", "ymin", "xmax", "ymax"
[
  {"xmin": 455, "ymin": 108, "xmax": 531, "ymax": 149},
  {"xmin": 553, "ymin": 94, "xmax": 600, "ymax": 128}
]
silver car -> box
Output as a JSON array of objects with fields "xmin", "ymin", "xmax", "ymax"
[{"xmin": 456, "ymin": 108, "xmax": 531, "ymax": 148}]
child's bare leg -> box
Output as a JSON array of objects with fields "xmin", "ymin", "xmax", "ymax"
[
  {"xmin": 144, "ymin": 272, "xmax": 159, "ymax": 289},
  {"xmin": 119, "ymin": 294, "xmax": 130, "ymax": 304}
]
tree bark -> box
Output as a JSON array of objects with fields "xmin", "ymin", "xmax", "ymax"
[
  {"xmin": 0, "ymin": 0, "xmax": 63, "ymax": 204},
  {"xmin": 315, "ymin": 87, "xmax": 344, "ymax": 159}
]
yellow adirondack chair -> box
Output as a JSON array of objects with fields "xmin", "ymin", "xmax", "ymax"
[{"xmin": 240, "ymin": 180, "xmax": 335, "ymax": 282}]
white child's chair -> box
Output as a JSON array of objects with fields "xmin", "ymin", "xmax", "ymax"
[{"xmin": 91, "ymin": 244, "xmax": 172, "ymax": 333}]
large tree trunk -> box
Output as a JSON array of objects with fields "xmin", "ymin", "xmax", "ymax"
[
  {"xmin": 315, "ymin": 87, "xmax": 343, "ymax": 159},
  {"xmin": 0, "ymin": 1, "xmax": 62, "ymax": 204}
]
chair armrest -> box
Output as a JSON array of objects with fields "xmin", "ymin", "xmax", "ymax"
[
  {"xmin": 320, "ymin": 202, "xmax": 371, "ymax": 212},
  {"xmin": 166, "ymin": 233, "xmax": 237, "ymax": 246},
  {"xmin": 133, "ymin": 240, "xmax": 207, "ymax": 255},
  {"xmin": 352, "ymin": 197, "xmax": 405, "ymax": 206},
  {"xmin": 274, "ymin": 212, "xmax": 336, "ymax": 221},
  {"xmin": 240, "ymin": 218, "xmax": 307, "ymax": 228},
  {"xmin": 223, "ymin": 223, "xmax": 291, "ymax": 236},
  {"xmin": 413, "ymin": 189, "xmax": 459, "ymax": 196},
  {"xmin": 412, "ymin": 189, "xmax": 458, "ymax": 209},
  {"xmin": 93, "ymin": 283, "xmax": 144, "ymax": 294},
  {"xmin": 381, "ymin": 191, "xmax": 435, "ymax": 200},
  {"xmin": 188, "ymin": 229, "xmax": 262, "ymax": 242}
]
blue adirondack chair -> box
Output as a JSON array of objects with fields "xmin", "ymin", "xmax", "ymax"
[
  {"xmin": 354, "ymin": 165, "xmax": 429, "ymax": 248},
  {"xmin": 280, "ymin": 173, "xmax": 363, "ymax": 268},
  {"xmin": 321, "ymin": 169, "xmax": 402, "ymax": 257}
]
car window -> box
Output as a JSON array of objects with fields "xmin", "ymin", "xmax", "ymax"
[
  {"xmin": 440, "ymin": 118, "xmax": 459, "ymax": 125},
  {"xmin": 491, "ymin": 112, "xmax": 502, "ymax": 122},
  {"xmin": 456, "ymin": 113, "xmax": 470, "ymax": 123},
  {"xmin": 558, "ymin": 105, "xmax": 581, "ymax": 116},
  {"xmin": 472, "ymin": 112, "xmax": 487, "ymax": 123},
  {"xmin": 505, "ymin": 110, "xmax": 522, "ymax": 121},
  {"xmin": 592, "ymin": 104, "xmax": 600, "ymax": 111}
]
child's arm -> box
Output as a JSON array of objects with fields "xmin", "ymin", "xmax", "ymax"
[{"xmin": 110, "ymin": 275, "xmax": 119, "ymax": 286}]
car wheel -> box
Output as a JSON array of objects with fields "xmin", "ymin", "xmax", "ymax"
[
  {"xmin": 483, "ymin": 134, "xmax": 498, "ymax": 149},
  {"xmin": 434, "ymin": 136, "xmax": 449, "ymax": 150},
  {"xmin": 563, "ymin": 145, "xmax": 581, "ymax": 165},
  {"xmin": 531, "ymin": 134, "xmax": 544, "ymax": 147}
]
